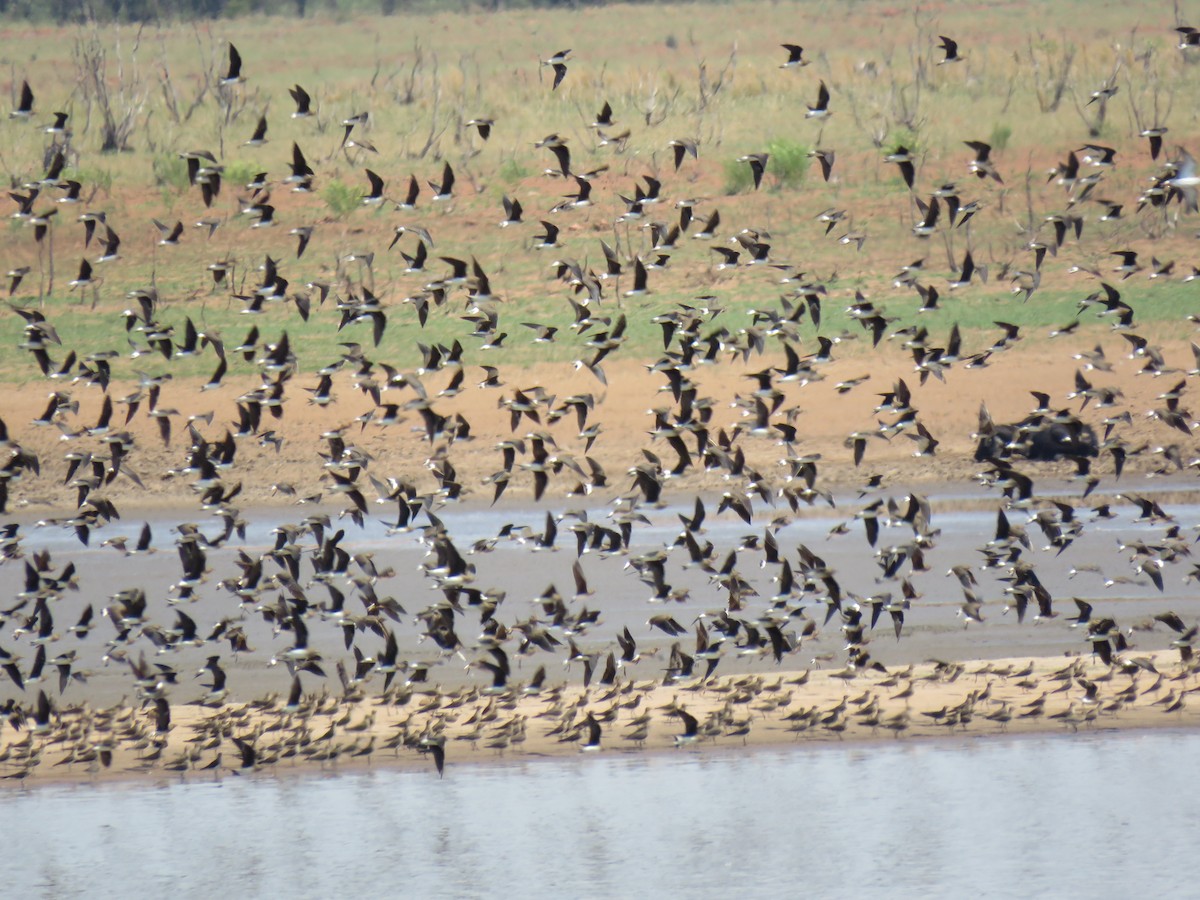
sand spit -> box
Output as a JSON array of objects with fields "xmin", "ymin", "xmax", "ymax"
[{"xmin": 3, "ymin": 651, "xmax": 1196, "ymax": 789}]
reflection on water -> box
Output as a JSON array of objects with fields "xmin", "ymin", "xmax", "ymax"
[{"xmin": 6, "ymin": 728, "xmax": 1198, "ymax": 898}]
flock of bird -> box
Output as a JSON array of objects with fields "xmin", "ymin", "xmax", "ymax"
[{"xmin": 5, "ymin": 22, "xmax": 1200, "ymax": 782}]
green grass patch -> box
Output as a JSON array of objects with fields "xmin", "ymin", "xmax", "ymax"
[{"xmin": 5, "ymin": 273, "xmax": 1193, "ymax": 391}]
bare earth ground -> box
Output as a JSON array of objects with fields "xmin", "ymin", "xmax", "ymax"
[{"xmin": 4, "ymin": 331, "xmax": 1194, "ymax": 516}]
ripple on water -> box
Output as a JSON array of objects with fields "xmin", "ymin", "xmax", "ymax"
[{"xmin": 4, "ymin": 729, "xmax": 1200, "ymax": 898}]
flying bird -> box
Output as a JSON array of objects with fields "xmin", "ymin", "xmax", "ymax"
[
  {"xmin": 10, "ymin": 80, "xmax": 33, "ymax": 118},
  {"xmin": 936, "ymin": 35, "xmax": 962, "ymax": 64},
  {"xmin": 738, "ymin": 152, "xmax": 769, "ymax": 190},
  {"xmin": 544, "ymin": 48, "xmax": 571, "ymax": 90},
  {"xmin": 965, "ymin": 140, "xmax": 1003, "ymax": 183},
  {"xmin": 429, "ymin": 161, "xmax": 455, "ymax": 201},
  {"xmin": 805, "ymin": 81, "xmax": 831, "ymax": 118},
  {"xmin": 220, "ymin": 43, "xmax": 244, "ymax": 85},
  {"xmin": 780, "ymin": 44, "xmax": 809, "ymax": 68},
  {"xmin": 289, "ymin": 84, "xmax": 313, "ymax": 117},
  {"xmin": 467, "ymin": 117, "xmax": 493, "ymax": 140}
]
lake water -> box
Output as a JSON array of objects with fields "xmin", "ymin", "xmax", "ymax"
[
  {"xmin": 5, "ymin": 727, "xmax": 1196, "ymax": 898},
  {"xmin": 5, "ymin": 489, "xmax": 1200, "ymax": 707}
]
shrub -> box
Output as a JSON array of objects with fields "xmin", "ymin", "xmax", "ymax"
[
  {"xmin": 152, "ymin": 154, "xmax": 190, "ymax": 193},
  {"xmin": 989, "ymin": 123, "xmax": 1012, "ymax": 152},
  {"xmin": 723, "ymin": 138, "xmax": 811, "ymax": 194},
  {"xmin": 723, "ymin": 157, "xmax": 753, "ymax": 194},
  {"xmin": 69, "ymin": 166, "xmax": 114, "ymax": 197},
  {"xmin": 766, "ymin": 138, "xmax": 810, "ymax": 190},
  {"xmin": 323, "ymin": 179, "xmax": 363, "ymax": 217},
  {"xmin": 223, "ymin": 161, "xmax": 262, "ymax": 191},
  {"xmin": 498, "ymin": 156, "xmax": 529, "ymax": 184},
  {"xmin": 887, "ymin": 126, "xmax": 923, "ymax": 158}
]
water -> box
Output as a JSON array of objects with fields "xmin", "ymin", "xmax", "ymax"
[
  {"xmin": 5, "ymin": 488, "xmax": 1199, "ymax": 707},
  {"xmin": 5, "ymin": 729, "xmax": 1196, "ymax": 898}
]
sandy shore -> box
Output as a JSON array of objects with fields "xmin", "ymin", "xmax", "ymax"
[{"xmin": 3, "ymin": 650, "xmax": 1196, "ymax": 789}]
